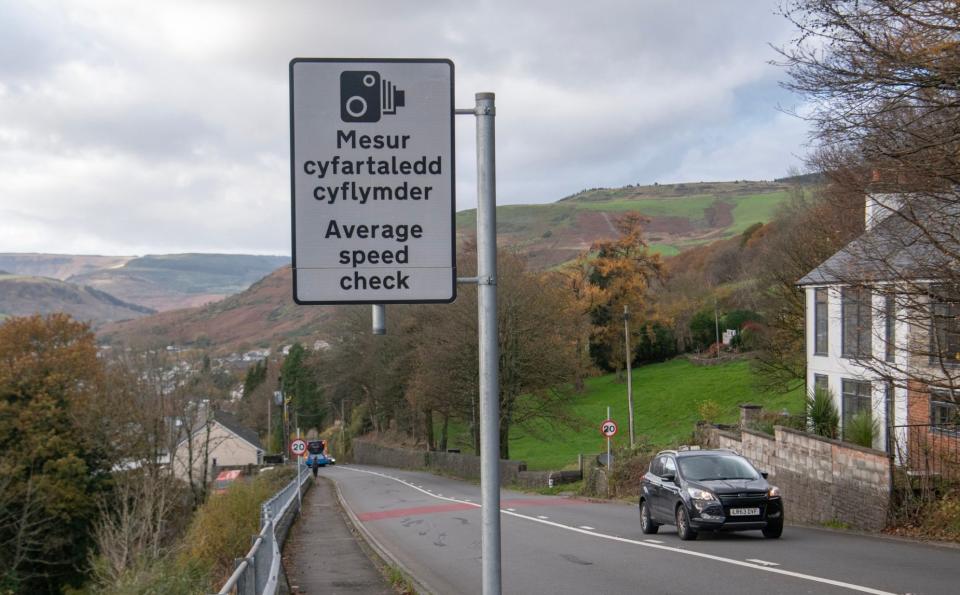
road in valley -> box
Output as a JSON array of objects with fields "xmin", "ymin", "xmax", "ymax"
[{"xmin": 317, "ymin": 464, "xmax": 957, "ymax": 595}]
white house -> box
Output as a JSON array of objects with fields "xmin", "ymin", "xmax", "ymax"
[
  {"xmin": 172, "ymin": 409, "xmax": 263, "ymax": 484},
  {"xmin": 798, "ymin": 193, "xmax": 960, "ymax": 460}
]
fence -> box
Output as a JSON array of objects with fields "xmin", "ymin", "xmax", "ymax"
[
  {"xmin": 213, "ymin": 467, "xmax": 312, "ymax": 595},
  {"xmin": 892, "ymin": 423, "xmax": 960, "ymax": 483}
]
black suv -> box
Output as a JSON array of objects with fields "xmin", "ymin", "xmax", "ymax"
[{"xmin": 639, "ymin": 448, "xmax": 783, "ymax": 540}]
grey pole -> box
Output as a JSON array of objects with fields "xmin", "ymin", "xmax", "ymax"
[
  {"xmin": 372, "ymin": 304, "xmax": 386, "ymax": 335},
  {"xmin": 624, "ymin": 305, "xmax": 635, "ymax": 449},
  {"xmin": 475, "ymin": 92, "xmax": 501, "ymax": 595},
  {"xmin": 606, "ymin": 405, "xmax": 612, "ymax": 475}
]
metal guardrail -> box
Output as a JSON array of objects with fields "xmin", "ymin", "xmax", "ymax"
[{"xmin": 214, "ymin": 467, "xmax": 312, "ymax": 595}]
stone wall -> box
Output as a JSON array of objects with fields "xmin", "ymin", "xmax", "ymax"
[
  {"xmin": 351, "ymin": 440, "xmax": 563, "ymax": 487},
  {"xmin": 698, "ymin": 424, "xmax": 891, "ymax": 531}
]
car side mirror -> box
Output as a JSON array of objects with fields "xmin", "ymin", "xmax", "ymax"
[
  {"xmin": 761, "ymin": 471, "xmax": 769, "ymax": 479},
  {"xmin": 662, "ymin": 473, "xmax": 676, "ymax": 483}
]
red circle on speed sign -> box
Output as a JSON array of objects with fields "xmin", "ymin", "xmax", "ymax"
[
  {"xmin": 290, "ymin": 439, "xmax": 307, "ymax": 457},
  {"xmin": 600, "ymin": 419, "xmax": 618, "ymax": 437}
]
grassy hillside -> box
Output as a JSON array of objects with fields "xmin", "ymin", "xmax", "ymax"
[
  {"xmin": 445, "ymin": 358, "xmax": 804, "ymax": 471},
  {"xmin": 456, "ymin": 180, "xmax": 798, "ymax": 269}
]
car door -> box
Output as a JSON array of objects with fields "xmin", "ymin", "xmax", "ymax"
[
  {"xmin": 646, "ymin": 456, "xmax": 666, "ymax": 521},
  {"xmin": 659, "ymin": 456, "xmax": 681, "ymax": 519}
]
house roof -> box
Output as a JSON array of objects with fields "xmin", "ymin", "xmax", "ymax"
[
  {"xmin": 797, "ymin": 199, "xmax": 958, "ymax": 286},
  {"xmin": 212, "ymin": 410, "xmax": 262, "ymax": 450}
]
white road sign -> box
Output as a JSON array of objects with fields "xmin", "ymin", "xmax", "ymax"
[
  {"xmin": 600, "ymin": 419, "xmax": 618, "ymax": 438},
  {"xmin": 290, "ymin": 58, "xmax": 456, "ymax": 304},
  {"xmin": 290, "ymin": 438, "xmax": 307, "ymax": 457}
]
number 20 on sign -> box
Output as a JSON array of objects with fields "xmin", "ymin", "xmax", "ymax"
[
  {"xmin": 600, "ymin": 420, "xmax": 618, "ymax": 438},
  {"xmin": 290, "ymin": 439, "xmax": 307, "ymax": 457}
]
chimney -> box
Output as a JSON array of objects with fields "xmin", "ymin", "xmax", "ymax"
[{"xmin": 865, "ymin": 193, "xmax": 903, "ymax": 231}]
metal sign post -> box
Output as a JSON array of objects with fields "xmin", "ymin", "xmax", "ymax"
[
  {"xmin": 456, "ymin": 92, "xmax": 501, "ymax": 595},
  {"xmin": 290, "ymin": 438, "xmax": 306, "ymax": 509},
  {"xmin": 601, "ymin": 409, "xmax": 618, "ymax": 475}
]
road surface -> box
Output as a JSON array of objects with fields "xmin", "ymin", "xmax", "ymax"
[{"xmin": 318, "ymin": 464, "xmax": 957, "ymax": 595}]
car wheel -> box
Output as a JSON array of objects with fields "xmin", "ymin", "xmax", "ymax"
[
  {"xmin": 762, "ymin": 518, "xmax": 783, "ymax": 539},
  {"xmin": 640, "ymin": 500, "xmax": 659, "ymax": 535},
  {"xmin": 676, "ymin": 504, "xmax": 698, "ymax": 541}
]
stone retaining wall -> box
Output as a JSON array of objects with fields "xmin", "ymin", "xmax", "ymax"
[{"xmin": 698, "ymin": 423, "xmax": 891, "ymax": 531}]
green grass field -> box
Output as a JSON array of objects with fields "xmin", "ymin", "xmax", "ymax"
[{"xmin": 446, "ymin": 358, "xmax": 803, "ymax": 471}]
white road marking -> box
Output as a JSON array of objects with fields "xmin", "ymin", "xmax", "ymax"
[
  {"xmin": 537, "ymin": 515, "xmax": 549, "ymax": 520},
  {"xmin": 337, "ymin": 467, "xmax": 896, "ymax": 595},
  {"xmin": 579, "ymin": 525, "xmax": 595, "ymax": 530},
  {"xmin": 506, "ymin": 508, "xmax": 516, "ymax": 512},
  {"xmin": 645, "ymin": 539, "xmax": 664, "ymax": 544},
  {"xmin": 746, "ymin": 559, "xmax": 780, "ymax": 567}
]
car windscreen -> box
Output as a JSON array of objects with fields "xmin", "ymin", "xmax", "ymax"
[{"xmin": 677, "ymin": 455, "xmax": 759, "ymax": 481}]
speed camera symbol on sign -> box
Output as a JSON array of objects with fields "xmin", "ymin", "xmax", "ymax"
[
  {"xmin": 600, "ymin": 420, "xmax": 618, "ymax": 438},
  {"xmin": 340, "ymin": 70, "xmax": 406, "ymax": 122}
]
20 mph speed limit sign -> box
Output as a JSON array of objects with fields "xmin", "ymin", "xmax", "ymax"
[
  {"xmin": 600, "ymin": 419, "xmax": 618, "ymax": 438},
  {"xmin": 290, "ymin": 439, "xmax": 307, "ymax": 457}
]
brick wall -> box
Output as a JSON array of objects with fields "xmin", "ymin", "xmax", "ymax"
[{"xmin": 699, "ymin": 425, "xmax": 891, "ymax": 531}]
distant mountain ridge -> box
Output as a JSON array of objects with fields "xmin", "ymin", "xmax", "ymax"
[
  {"xmin": 0, "ymin": 253, "xmax": 290, "ymax": 312},
  {"xmin": 0, "ymin": 274, "xmax": 155, "ymax": 324},
  {"xmin": 99, "ymin": 265, "xmax": 333, "ymax": 352}
]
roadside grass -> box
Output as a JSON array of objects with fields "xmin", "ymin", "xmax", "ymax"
[
  {"xmin": 385, "ymin": 564, "xmax": 417, "ymax": 594},
  {"xmin": 446, "ymin": 358, "xmax": 803, "ymax": 471}
]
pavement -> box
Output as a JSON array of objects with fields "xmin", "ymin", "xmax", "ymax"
[{"xmin": 282, "ymin": 475, "xmax": 394, "ymax": 595}]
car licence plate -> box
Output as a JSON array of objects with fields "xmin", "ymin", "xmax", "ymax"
[{"xmin": 730, "ymin": 507, "xmax": 760, "ymax": 516}]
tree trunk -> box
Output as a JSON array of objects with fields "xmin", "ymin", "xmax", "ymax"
[
  {"xmin": 439, "ymin": 413, "xmax": 449, "ymax": 452},
  {"xmin": 424, "ymin": 408, "xmax": 435, "ymax": 451},
  {"xmin": 499, "ymin": 416, "xmax": 510, "ymax": 460}
]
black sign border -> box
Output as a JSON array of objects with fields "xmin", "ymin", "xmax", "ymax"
[{"xmin": 289, "ymin": 57, "xmax": 457, "ymax": 305}]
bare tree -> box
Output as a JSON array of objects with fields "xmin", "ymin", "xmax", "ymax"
[{"xmin": 778, "ymin": 1, "xmax": 960, "ymax": 394}]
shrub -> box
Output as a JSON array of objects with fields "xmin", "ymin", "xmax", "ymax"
[
  {"xmin": 806, "ymin": 387, "xmax": 839, "ymax": 439},
  {"xmin": 593, "ymin": 440, "xmax": 659, "ymax": 499},
  {"xmin": 178, "ymin": 467, "xmax": 295, "ymax": 590},
  {"xmin": 696, "ymin": 399, "xmax": 722, "ymax": 423},
  {"xmin": 844, "ymin": 411, "xmax": 878, "ymax": 448},
  {"xmin": 747, "ymin": 410, "xmax": 807, "ymax": 436}
]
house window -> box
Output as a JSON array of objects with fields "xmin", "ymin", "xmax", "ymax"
[
  {"xmin": 814, "ymin": 288, "xmax": 829, "ymax": 356},
  {"xmin": 930, "ymin": 295, "xmax": 960, "ymax": 366},
  {"xmin": 930, "ymin": 391, "xmax": 959, "ymax": 430},
  {"xmin": 885, "ymin": 294, "xmax": 896, "ymax": 363},
  {"xmin": 814, "ymin": 374, "xmax": 829, "ymax": 395},
  {"xmin": 841, "ymin": 378, "xmax": 872, "ymax": 436},
  {"xmin": 842, "ymin": 287, "xmax": 872, "ymax": 359},
  {"xmin": 885, "ymin": 382, "xmax": 895, "ymax": 452}
]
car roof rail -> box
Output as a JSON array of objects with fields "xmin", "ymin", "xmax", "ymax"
[{"xmin": 656, "ymin": 449, "xmax": 678, "ymax": 456}]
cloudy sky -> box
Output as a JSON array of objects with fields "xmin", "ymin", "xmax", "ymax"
[{"xmin": 0, "ymin": 0, "xmax": 811, "ymax": 256}]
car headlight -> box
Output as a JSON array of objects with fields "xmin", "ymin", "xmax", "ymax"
[
  {"xmin": 686, "ymin": 487, "xmax": 717, "ymax": 501},
  {"xmin": 768, "ymin": 486, "xmax": 780, "ymax": 498}
]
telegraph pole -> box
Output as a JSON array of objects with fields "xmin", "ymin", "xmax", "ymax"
[{"xmin": 624, "ymin": 305, "xmax": 635, "ymax": 449}]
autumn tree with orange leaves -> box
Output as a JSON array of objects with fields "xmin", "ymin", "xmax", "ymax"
[{"xmin": 560, "ymin": 212, "xmax": 663, "ymax": 372}]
